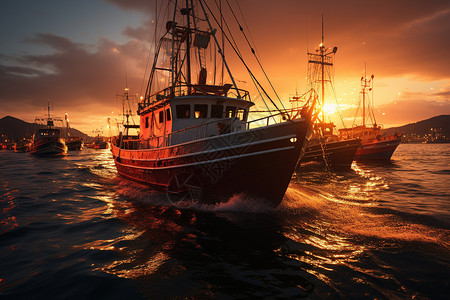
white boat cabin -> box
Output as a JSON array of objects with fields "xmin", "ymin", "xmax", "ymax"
[{"xmin": 138, "ymin": 87, "xmax": 254, "ymax": 147}]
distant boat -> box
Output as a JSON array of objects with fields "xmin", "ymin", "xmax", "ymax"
[
  {"xmin": 110, "ymin": 0, "xmax": 313, "ymax": 206},
  {"xmin": 338, "ymin": 70, "xmax": 401, "ymax": 160},
  {"xmin": 66, "ymin": 137, "xmax": 83, "ymax": 150},
  {"xmin": 14, "ymin": 138, "xmax": 32, "ymax": 152},
  {"xmin": 64, "ymin": 113, "xmax": 83, "ymax": 150},
  {"xmin": 30, "ymin": 102, "xmax": 68, "ymax": 156},
  {"xmin": 301, "ymin": 123, "xmax": 361, "ymax": 170},
  {"xmin": 93, "ymin": 138, "xmax": 108, "ymax": 149}
]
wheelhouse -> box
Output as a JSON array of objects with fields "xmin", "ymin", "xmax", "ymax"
[
  {"xmin": 137, "ymin": 83, "xmax": 254, "ymax": 147},
  {"xmin": 35, "ymin": 128, "xmax": 62, "ymax": 139}
]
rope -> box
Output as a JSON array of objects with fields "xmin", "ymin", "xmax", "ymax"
[
  {"xmin": 224, "ymin": 0, "xmax": 286, "ymax": 111},
  {"xmin": 203, "ymin": 0, "xmax": 283, "ymax": 114}
]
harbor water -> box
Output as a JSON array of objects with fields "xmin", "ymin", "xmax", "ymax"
[{"xmin": 1, "ymin": 144, "xmax": 449, "ymax": 299}]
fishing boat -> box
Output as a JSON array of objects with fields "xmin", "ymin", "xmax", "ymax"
[
  {"xmin": 338, "ymin": 70, "xmax": 401, "ymax": 160},
  {"xmin": 292, "ymin": 19, "xmax": 360, "ymax": 171},
  {"xmin": 111, "ymin": 0, "xmax": 312, "ymax": 206},
  {"xmin": 64, "ymin": 114, "xmax": 84, "ymax": 150},
  {"xmin": 14, "ymin": 138, "xmax": 32, "ymax": 152},
  {"xmin": 30, "ymin": 102, "xmax": 68, "ymax": 156},
  {"xmin": 301, "ymin": 123, "xmax": 361, "ymax": 170},
  {"xmin": 93, "ymin": 138, "xmax": 109, "ymax": 149}
]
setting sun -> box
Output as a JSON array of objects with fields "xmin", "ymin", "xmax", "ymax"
[{"xmin": 322, "ymin": 103, "xmax": 338, "ymax": 115}]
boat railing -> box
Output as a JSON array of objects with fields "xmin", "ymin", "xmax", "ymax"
[
  {"xmin": 120, "ymin": 117, "xmax": 240, "ymax": 150},
  {"xmin": 119, "ymin": 110, "xmax": 301, "ymax": 150},
  {"xmin": 139, "ymin": 84, "xmax": 251, "ymax": 109}
]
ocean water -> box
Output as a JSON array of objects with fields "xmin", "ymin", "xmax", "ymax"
[{"xmin": 1, "ymin": 144, "xmax": 449, "ymax": 299}]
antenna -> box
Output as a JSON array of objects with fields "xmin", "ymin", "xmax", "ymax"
[{"xmin": 321, "ymin": 13, "xmax": 324, "ymax": 45}]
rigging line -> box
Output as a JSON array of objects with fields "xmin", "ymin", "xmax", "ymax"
[
  {"xmin": 197, "ymin": 0, "xmax": 241, "ymax": 97},
  {"xmin": 224, "ymin": 0, "xmax": 286, "ymax": 111},
  {"xmin": 352, "ymin": 97, "xmax": 362, "ymax": 127},
  {"xmin": 249, "ymin": 73, "xmax": 276, "ymax": 121},
  {"xmin": 145, "ymin": 31, "xmax": 170, "ymax": 97},
  {"xmin": 232, "ymin": 0, "xmax": 257, "ymax": 53},
  {"xmin": 370, "ymin": 76, "xmax": 377, "ymax": 124},
  {"xmin": 211, "ymin": 0, "xmax": 242, "ymax": 58},
  {"xmin": 141, "ymin": 0, "xmax": 169, "ymax": 97},
  {"xmin": 203, "ymin": 0, "xmax": 282, "ymax": 113},
  {"xmin": 326, "ymin": 66, "xmax": 346, "ymax": 128}
]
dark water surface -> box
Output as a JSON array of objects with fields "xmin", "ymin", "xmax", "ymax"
[{"xmin": 1, "ymin": 144, "xmax": 449, "ymax": 299}]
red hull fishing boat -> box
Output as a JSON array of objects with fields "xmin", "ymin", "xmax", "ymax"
[
  {"xmin": 111, "ymin": 0, "xmax": 312, "ymax": 206},
  {"xmin": 338, "ymin": 70, "xmax": 401, "ymax": 160},
  {"xmin": 31, "ymin": 102, "xmax": 67, "ymax": 156}
]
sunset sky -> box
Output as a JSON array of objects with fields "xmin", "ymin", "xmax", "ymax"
[{"xmin": 1, "ymin": 0, "xmax": 449, "ymax": 135}]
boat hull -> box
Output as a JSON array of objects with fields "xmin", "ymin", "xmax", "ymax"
[
  {"xmin": 30, "ymin": 138, "xmax": 68, "ymax": 156},
  {"xmin": 299, "ymin": 138, "xmax": 361, "ymax": 170},
  {"xmin": 112, "ymin": 119, "xmax": 310, "ymax": 206},
  {"xmin": 66, "ymin": 140, "xmax": 83, "ymax": 151},
  {"xmin": 355, "ymin": 137, "xmax": 401, "ymax": 160}
]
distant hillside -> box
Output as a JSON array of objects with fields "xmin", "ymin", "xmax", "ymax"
[
  {"xmin": 382, "ymin": 115, "xmax": 450, "ymax": 137},
  {"xmin": 0, "ymin": 116, "xmax": 89, "ymax": 141}
]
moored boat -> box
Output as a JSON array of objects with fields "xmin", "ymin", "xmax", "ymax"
[
  {"xmin": 14, "ymin": 138, "xmax": 32, "ymax": 152},
  {"xmin": 338, "ymin": 70, "xmax": 401, "ymax": 160},
  {"xmin": 30, "ymin": 102, "xmax": 67, "ymax": 156},
  {"xmin": 111, "ymin": 0, "xmax": 313, "ymax": 206},
  {"xmin": 66, "ymin": 137, "xmax": 84, "ymax": 151},
  {"xmin": 301, "ymin": 123, "xmax": 361, "ymax": 170},
  {"xmin": 93, "ymin": 138, "xmax": 108, "ymax": 149},
  {"xmin": 291, "ymin": 19, "xmax": 360, "ymax": 171},
  {"xmin": 64, "ymin": 113, "xmax": 84, "ymax": 150}
]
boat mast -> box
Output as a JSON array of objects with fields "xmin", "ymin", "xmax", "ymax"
[
  {"xmin": 361, "ymin": 64, "xmax": 377, "ymax": 126},
  {"xmin": 185, "ymin": 0, "xmax": 192, "ymax": 88},
  {"xmin": 360, "ymin": 64, "xmax": 375, "ymax": 127},
  {"xmin": 363, "ymin": 64, "xmax": 366, "ymax": 126},
  {"xmin": 170, "ymin": 0, "xmax": 178, "ymax": 93},
  {"xmin": 321, "ymin": 15, "xmax": 325, "ymax": 124},
  {"xmin": 307, "ymin": 15, "xmax": 337, "ymax": 126}
]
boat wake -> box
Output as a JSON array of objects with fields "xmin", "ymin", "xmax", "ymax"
[
  {"xmin": 284, "ymin": 183, "xmax": 450, "ymax": 249},
  {"xmin": 114, "ymin": 179, "xmax": 278, "ymax": 214}
]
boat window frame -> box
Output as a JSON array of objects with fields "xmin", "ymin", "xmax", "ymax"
[
  {"xmin": 226, "ymin": 106, "xmax": 237, "ymax": 118},
  {"xmin": 236, "ymin": 108, "xmax": 247, "ymax": 121},
  {"xmin": 176, "ymin": 104, "xmax": 191, "ymax": 119},
  {"xmin": 166, "ymin": 108, "xmax": 171, "ymax": 121},
  {"xmin": 194, "ymin": 104, "xmax": 208, "ymax": 119},
  {"xmin": 211, "ymin": 104, "xmax": 224, "ymax": 118},
  {"xmin": 159, "ymin": 110, "xmax": 164, "ymax": 123}
]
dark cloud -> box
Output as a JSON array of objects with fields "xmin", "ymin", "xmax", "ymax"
[
  {"xmin": 0, "ymin": 32, "xmax": 148, "ymax": 131},
  {"xmin": 434, "ymin": 90, "xmax": 450, "ymax": 97},
  {"xmin": 104, "ymin": 0, "xmax": 157, "ymax": 13},
  {"xmin": 1, "ymin": 0, "xmax": 449, "ymax": 132}
]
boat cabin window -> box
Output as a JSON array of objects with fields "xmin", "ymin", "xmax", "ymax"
[
  {"xmin": 194, "ymin": 104, "xmax": 208, "ymax": 119},
  {"xmin": 145, "ymin": 116, "xmax": 149, "ymax": 128},
  {"xmin": 226, "ymin": 106, "xmax": 237, "ymax": 118},
  {"xmin": 211, "ymin": 105, "xmax": 224, "ymax": 118},
  {"xmin": 176, "ymin": 104, "xmax": 190, "ymax": 119},
  {"xmin": 159, "ymin": 110, "xmax": 164, "ymax": 123},
  {"xmin": 166, "ymin": 108, "xmax": 171, "ymax": 121},
  {"xmin": 39, "ymin": 129, "xmax": 60, "ymax": 137},
  {"xmin": 237, "ymin": 109, "xmax": 247, "ymax": 121}
]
